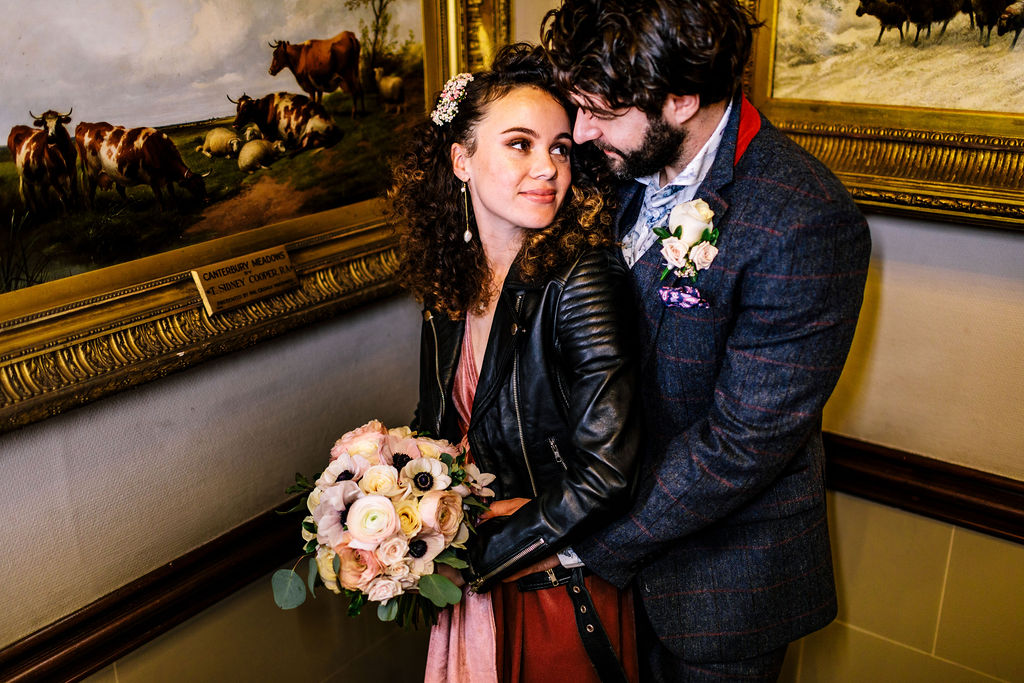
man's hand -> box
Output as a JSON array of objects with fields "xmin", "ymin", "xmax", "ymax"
[
  {"xmin": 478, "ymin": 497, "xmax": 530, "ymax": 522},
  {"xmin": 503, "ymin": 555, "xmax": 560, "ymax": 582}
]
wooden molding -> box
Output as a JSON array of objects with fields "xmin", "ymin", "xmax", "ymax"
[
  {"xmin": 2, "ymin": 435, "xmax": 1022, "ymax": 680},
  {"xmin": 824, "ymin": 434, "xmax": 1024, "ymax": 545}
]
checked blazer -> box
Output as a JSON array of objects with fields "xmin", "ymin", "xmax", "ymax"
[{"xmin": 574, "ymin": 96, "xmax": 872, "ymax": 663}]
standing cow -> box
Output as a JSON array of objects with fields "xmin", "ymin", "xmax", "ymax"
[
  {"xmin": 228, "ymin": 92, "xmax": 342, "ymax": 151},
  {"xmin": 268, "ymin": 31, "xmax": 364, "ymax": 117},
  {"xmin": 7, "ymin": 109, "xmax": 77, "ymax": 213},
  {"xmin": 75, "ymin": 122, "xmax": 206, "ymax": 210}
]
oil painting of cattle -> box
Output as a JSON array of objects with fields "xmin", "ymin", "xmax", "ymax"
[
  {"xmin": 771, "ymin": 0, "xmax": 1024, "ymax": 111},
  {"xmin": 0, "ymin": 0, "xmax": 425, "ymax": 293}
]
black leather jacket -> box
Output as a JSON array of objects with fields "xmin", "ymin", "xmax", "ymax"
[{"xmin": 413, "ymin": 246, "xmax": 641, "ymax": 592}]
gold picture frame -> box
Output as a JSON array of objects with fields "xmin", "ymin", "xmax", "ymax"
[
  {"xmin": 0, "ymin": 0, "xmax": 509, "ymax": 435},
  {"xmin": 748, "ymin": 0, "xmax": 1024, "ymax": 231}
]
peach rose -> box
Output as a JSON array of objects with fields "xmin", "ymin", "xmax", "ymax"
[
  {"xmin": 376, "ymin": 535, "xmax": 410, "ymax": 566},
  {"xmin": 418, "ymin": 490, "xmax": 464, "ymax": 543},
  {"xmin": 337, "ymin": 546, "xmax": 382, "ymax": 592},
  {"xmin": 331, "ymin": 420, "xmax": 390, "ymax": 465},
  {"xmin": 690, "ymin": 241, "xmax": 719, "ymax": 271},
  {"xmin": 414, "ymin": 436, "xmax": 460, "ymax": 460},
  {"xmin": 366, "ymin": 576, "xmax": 404, "ymax": 602},
  {"xmin": 660, "ymin": 236, "xmax": 691, "ymax": 271}
]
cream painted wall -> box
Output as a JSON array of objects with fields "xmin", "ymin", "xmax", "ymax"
[
  {"xmin": 0, "ymin": 295, "xmax": 423, "ymax": 647},
  {"xmin": 825, "ymin": 216, "xmax": 1024, "ymax": 480}
]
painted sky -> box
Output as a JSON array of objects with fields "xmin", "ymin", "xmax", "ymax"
[{"xmin": 1, "ymin": 0, "xmax": 422, "ymax": 138}]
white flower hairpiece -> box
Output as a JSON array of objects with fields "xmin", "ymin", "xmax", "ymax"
[{"xmin": 431, "ymin": 73, "xmax": 474, "ymax": 126}]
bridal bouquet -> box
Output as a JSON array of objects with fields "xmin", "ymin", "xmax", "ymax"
[{"xmin": 272, "ymin": 420, "xmax": 494, "ymax": 627}]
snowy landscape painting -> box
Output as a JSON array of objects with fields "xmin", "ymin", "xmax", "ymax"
[{"xmin": 772, "ymin": 0, "xmax": 1024, "ymax": 113}]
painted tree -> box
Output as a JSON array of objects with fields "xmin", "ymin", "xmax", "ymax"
[{"xmin": 344, "ymin": 0, "xmax": 397, "ymax": 74}]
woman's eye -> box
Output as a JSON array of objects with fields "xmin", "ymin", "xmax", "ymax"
[
  {"xmin": 551, "ymin": 143, "xmax": 571, "ymax": 158},
  {"xmin": 510, "ymin": 139, "xmax": 530, "ymax": 151}
]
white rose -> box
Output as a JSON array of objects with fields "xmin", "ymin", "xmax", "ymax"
[
  {"xmin": 690, "ymin": 241, "xmax": 719, "ymax": 271},
  {"xmin": 315, "ymin": 546, "xmax": 342, "ymax": 594},
  {"xmin": 386, "ymin": 561, "xmax": 411, "ymax": 580},
  {"xmin": 376, "ymin": 535, "xmax": 410, "ymax": 566},
  {"xmin": 359, "ymin": 465, "xmax": 402, "ymax": 497},
  {"xmin": 346, "ymin": 494, "xmax": 399, "ymax": 550},
  {"xmin": 660, "ymin": 236, "xmax": 691, "ymax": 270},
  {"xmin": 668, "ymin": 198, "xmax": 714, "ymax": 247},
  {"xmin": 366, "ymin": 577, "xmax": 404, "ymax": 602}
]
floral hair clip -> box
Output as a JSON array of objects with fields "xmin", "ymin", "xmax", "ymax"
[{"xmin": 431, "ymin": 73, "xmax": 474, "ymax": 126}]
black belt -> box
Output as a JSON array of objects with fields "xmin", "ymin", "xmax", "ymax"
[{"xmin": 515, "ymin": 566, "xmax": 629, "ymax": 683}]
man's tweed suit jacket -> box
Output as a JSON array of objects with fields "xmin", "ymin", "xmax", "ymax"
[{"xmin": 574, "ymin": 96, "xmax": 871, "ymax": 662}]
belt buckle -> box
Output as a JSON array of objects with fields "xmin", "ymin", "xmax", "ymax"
[{"xmin": 545, "ymin": 567, "xmax": 559, "ymax": 587}]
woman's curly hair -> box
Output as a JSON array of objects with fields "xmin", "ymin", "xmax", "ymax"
[{"xmin": 389, "ymin": 42, "xmax": 616, "ymax": 319}]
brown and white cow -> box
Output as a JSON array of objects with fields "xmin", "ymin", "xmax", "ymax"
[
  {"xmin": 7, "ymin": 109, "xmax": 77, "ymax": 213},
  {"xmin": 228, "ymin": 92, "xmax": 341, "ymax": 151},
  {"xmin": 268, "ymin": 31, "xmax": 364, "ymax": 117},
  {"xmin": 74, "ymin": 122, "xmax": 206, "ymax": 210}
]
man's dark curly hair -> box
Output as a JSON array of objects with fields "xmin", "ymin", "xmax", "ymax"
[
  {"xmin": 389, "ymin": 42, "xmax": 615, "ymax": 319},
  {"xmin": 541, "ymin": 0, "xmax": 760, "ymax": 116}
]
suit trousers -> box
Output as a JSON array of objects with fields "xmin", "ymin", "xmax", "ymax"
[{"xmin": 634, "ymin": 587, "xmax": 788, "ymax": 682}]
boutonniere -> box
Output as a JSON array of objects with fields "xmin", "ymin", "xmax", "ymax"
[{"xmin": 653, "ymin": 198, "xmax": 719, "ymax": 282}]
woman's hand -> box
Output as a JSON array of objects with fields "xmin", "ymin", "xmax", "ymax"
[{"xmin": 478, "ymin": 497, "xmax": 530, "ymax": 522}]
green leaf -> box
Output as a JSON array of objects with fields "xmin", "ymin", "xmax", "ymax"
[
  {"xmin": 303, "ymin": 539, "xmax": 317, "ymax": 555},
  {"xmin": 307, "ymin": 557, "xmax": 319, "ymax": 598},
  {"xmin": 463, "ymin": 495, "xmax": 489, "ymax": 512},
  {"xmin": 333, "ymin": 554, "xmax": 341, "ymax": 574},
  {"xmin": 673, "ymin": 226, "xmax": 683, "ymax": 238},
  {"xmin": 440, "ymin": 452, "xmax": 454, "ymax": 467},
  {"xmin": 271, "ymin": 569, "xmax": 307, "ymax": 609},
  {"xmin": 301, "ymin": 520, "xmax": 317, "ymax": 534},
  {"xmin": 276, "ymin": 498, "xmax": 308, "ymax": 515},
  {"xmin": 377, "ymin": 599, "xmax": 400, "ymax": 622},
  {"xmin": 652, "ymin": 227, "xmax": 671, "ymax": 239},
  {"xmin": 347, "ymin": 591, "xmax": 367, "ymax": 617},
  {"xmin": 659, "ymin": 267, "xmax": 672, "ymax": 281},
  {"xmin": 417, "ymin": 573, "xmax": 464, "ymax": 607},
  {"xmin": 434, "ymin": 548, "xmax": 469, "ymax": 569}
]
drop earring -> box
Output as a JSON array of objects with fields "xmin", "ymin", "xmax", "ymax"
[{"xmin": 461, "ymin": 182, "xmax": 472, "ymax": 243}]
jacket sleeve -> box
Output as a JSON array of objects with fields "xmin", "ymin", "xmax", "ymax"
[
  {"xmin": 467, "ymin": 248, "xmax": 642, "ymax": 591},
  {"xmin": 573, "ymin": 204, "xmax": 871, "ymax": 589}
]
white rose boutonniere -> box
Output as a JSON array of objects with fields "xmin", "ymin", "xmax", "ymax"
[{"xmin": 654, "ymin": 198, "xmax": 718, "ymax": 281}]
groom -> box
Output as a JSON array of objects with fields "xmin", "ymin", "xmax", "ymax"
[{"xmin": 539, "ymin": 0, "xmax": 871, "ymax": 679}]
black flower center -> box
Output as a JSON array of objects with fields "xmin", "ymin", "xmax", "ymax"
[
  {"xmin": 413, "ymin": 471, "xmax": 435, "ymax": 490},
  {"xmin": 408, "ymin": 539, "xmax": 427, "ymax": 558},
  {"xmin": 337, "ymin": 470, "xmax": 354, "ymax": 481},
  {"xmin": 392, "ymin": 453, "xmax": 413, "ymax": 472},
  {"xmin": 339, "ymin": 508, "xmax": 348, "ymax": 526}
]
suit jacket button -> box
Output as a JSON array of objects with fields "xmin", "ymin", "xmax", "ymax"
[{"xmin": 510, "ymin": 323, "xmax": 518, "ymax": 335}]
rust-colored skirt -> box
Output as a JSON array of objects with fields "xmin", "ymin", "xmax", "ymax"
[{"xmin": 491, "ymin": 574, "xmax": 639, "ymax": 683}]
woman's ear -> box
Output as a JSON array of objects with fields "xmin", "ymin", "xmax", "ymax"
[{"xmin": 451, "ymin": 142, "xmax": 471, "ymax": 183}]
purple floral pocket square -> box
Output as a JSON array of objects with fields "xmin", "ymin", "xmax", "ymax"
[{"xmin": 658, "ymin": 284, "xmax": 709, "ymax": 309}]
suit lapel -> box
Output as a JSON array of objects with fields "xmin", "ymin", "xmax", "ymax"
[{"xmin": 636, "ymin": 95, "xmax": 749, "ymax": 350}]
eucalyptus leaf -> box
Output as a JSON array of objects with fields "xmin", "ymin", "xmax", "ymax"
[
  {"xmin": 333, "ymin": 554, "xmax": 341, "ymax": 574},
  {"xmin": 307, "ymin": 557, "xmax": 319, "ymax": 597},
  {"xmin": 434, "ymin": 548, "xmax": 469, "ymax": 569},
  {"xmin": 271, "ymin": 569, "xmax": 307, "ymax": 609},
  {"xmin": 377, "ymin": 599, "xmax": 400, "ymax": 622},
  {"xmin": 417, "ymin": 573, "xmax": 463, "ymax": 607}
]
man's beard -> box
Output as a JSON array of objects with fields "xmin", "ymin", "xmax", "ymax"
[{"xmin": 598, "ymin": 115, "xmax": 686, "ymax": 180}]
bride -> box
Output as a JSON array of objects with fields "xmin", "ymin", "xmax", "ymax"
[{"xmin": 390, "ymin": 43, "xmax": 641, "ymax": 683}]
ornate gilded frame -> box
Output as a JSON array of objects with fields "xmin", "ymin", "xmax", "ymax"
[
  {"xmin": 748, "ymin": 0, "xmax": 1024, "ymax": 231},
  {"xmin": 0, "ymin": 0, "xmax": 510, "ymax": 436}
]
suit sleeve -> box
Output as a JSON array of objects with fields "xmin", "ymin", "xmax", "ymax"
[
  {"xmin": 467, "ymin": 248, "xmax": 642, "ymax": 590},
  {"xmin": 575, "ymin": 202, "xmax": 871, "ymax": 588}
]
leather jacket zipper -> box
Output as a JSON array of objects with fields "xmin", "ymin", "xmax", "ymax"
[
  {"xmin": 470, "ymin": 537, "xmax": 547, "ymax": 591},
  {"xmin": 547, "ymin": 436, "xmax": 567, "ymax": 471},
  {"xmin": 510, "ymin": 293, "xmax": 538, "ymax": 497},
  {"xmin": 427, "ymin": 312, "xmax": 445, "ymax": 435}
]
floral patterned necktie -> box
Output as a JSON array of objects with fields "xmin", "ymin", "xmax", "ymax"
[{"xmin": 621, "ymin": 183, "xmax": 688, "ymax": 268}]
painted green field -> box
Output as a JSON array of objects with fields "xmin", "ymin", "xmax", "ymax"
[{"xmin": 0, "ymin": 79, "xmax": 422, "ymax": 292}]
